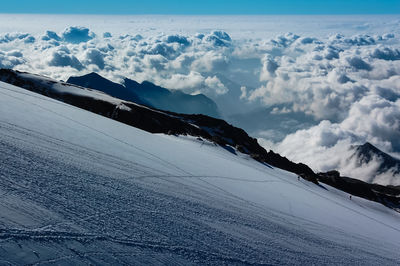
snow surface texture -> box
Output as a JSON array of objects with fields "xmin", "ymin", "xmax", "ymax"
[
  {"xmin": 1, "ymin": 15, "xmax": 400, "ymax": 185},
  {"xmin": 1, "ymin": 82, "xmax": 400, "ymax": 265}
]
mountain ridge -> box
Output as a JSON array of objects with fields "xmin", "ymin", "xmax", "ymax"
[
  {"xmin": 351, "ymin": 142, "xmax": 400, "ymax": 178},
  {"xmin": 67, "ymin": 72, "xmax": 220, "ymax": 118}
]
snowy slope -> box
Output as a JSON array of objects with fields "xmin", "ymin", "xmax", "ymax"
[
  {"xmin": 1, "ymin": 81, "xmax": 400, "ymax": 265},
  {"xmin": 16, "ymin": 72, "xmax": 124, "ymax": 105}
]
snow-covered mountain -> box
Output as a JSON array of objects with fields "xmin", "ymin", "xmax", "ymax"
[
  {"xmin": 0, "ymin": 69, "xmax": 317, "ymax": 183},
  {"xmin": 67, "ymin": 72, "xmax": 220, "ymax": 118},
  {"xmin": 2, "ymin": 68, "xmax": 400, "ymax": 207},
  {"xmin": 1, "ymin": 75, "xmax": 400, "ymax": 264}
]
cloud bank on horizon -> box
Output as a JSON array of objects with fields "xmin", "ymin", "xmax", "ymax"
[{"xmin": 1, "ymin": 15, "xmax": 400, "ymax": 185}]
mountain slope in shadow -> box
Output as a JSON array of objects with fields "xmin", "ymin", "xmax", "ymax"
[
  {"xmin": 67, "ymin": 72, "xmax": 220, "ymax": 118},
  {"xmin": 350, "ymin": 142, "xmax": 400, "ymax": 180}
]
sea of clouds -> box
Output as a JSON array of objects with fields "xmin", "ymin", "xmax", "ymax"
[{"xmin": 1, "ymin": 15, "xmax": 400, "ymax": 185}]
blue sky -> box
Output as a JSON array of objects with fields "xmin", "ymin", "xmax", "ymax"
[{"xmin": 0, "ymin": 0, "xmax": 399, "ymax": 14}]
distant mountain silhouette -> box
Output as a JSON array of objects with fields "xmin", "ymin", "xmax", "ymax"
[
  {"xmin": 67, "ymin": 72, "xmax": 147, "ymax": 106},
  {"xmin": 351, "ymin": 142, "xmax": 400, "ymax": 177},
  {"xmin": 123, "ymin": 78, "xmax": 219, "ymax": 118},
  {"xmin": 67, "ymin": 72, "xmax": 219, "ymax": 118}
]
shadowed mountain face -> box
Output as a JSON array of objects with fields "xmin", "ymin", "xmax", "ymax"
[
  {"xmin": 67, "ymin": 72, "xmax": 220, "ymax": 118},
  {"xmin": 123, "ymin": 78, "xmax": 220, "ymax": 118},
  {"xmin": 351, "ymin": 142, "xmax": 400, "ymax": 177},
  {"xmin": 67, "ymin": 72, "xmax": 147, "ymax": 106}
]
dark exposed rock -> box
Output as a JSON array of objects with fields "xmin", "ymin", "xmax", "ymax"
[
  {"xmin": 317, "ymin": 171, "xmax": 400, "ymax": 210},
  {"xmin": 351, "ymin": 142, "xmax": 400, "ymax": 177}
]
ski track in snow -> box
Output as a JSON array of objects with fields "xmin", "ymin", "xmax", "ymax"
[{"xmin": 0, "ymin": 81, "xmax": 400, "ymax": 265}]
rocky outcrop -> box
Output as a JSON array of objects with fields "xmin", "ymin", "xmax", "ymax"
[
  {"xmin": 317, "ymin": 171, "xmax": 400, "ymax": 210},
  {"xmin": 351, "ymin": 142, "xmax": 400, "ymax": 178}
]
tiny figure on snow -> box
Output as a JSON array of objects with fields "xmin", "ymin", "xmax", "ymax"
[{"xmin": 349, "ymin": 195, "xmax": 352, "ymax": 200}]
